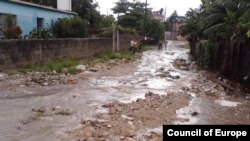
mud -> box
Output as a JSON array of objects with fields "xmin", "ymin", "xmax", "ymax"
[
  {"xmin": 0, "ymin": 41, "xmax": 250, "ymax": 141},
  {"xmin": 71, "ymin": 92, "xmax": 191, "ymax": 141}
]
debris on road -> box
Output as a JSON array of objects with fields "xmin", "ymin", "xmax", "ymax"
[
  {"xmin": 75, "ymin": 65, "xmax": 86, "ymax": 72},
  {"xmin": 0, "ymin": 73, "xmax": 8, "ymax": 81},
  {"xmin": 76, "ymin": 92, "xmax": 191, "ymax": 141}
]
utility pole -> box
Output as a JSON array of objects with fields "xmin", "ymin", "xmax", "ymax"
[
  {"xmin": 143, "ymin": 0, "xmax": 148, "ymax": 42},
  {"xmin": 112, "ymin": 23, "xmax": 116, "ymax": 53},
  {"xmin": 117, "ymin": 13, "xmax": 120, "ymax": 52}
]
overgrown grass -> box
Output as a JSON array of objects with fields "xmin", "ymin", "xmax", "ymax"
[
  {"xmin": 17, "ymin": 50, "xmax": 139, "ymax": 74},
  {"xmin": 21, "ymin": 58, "xmax": 79, "ymax": 74}
]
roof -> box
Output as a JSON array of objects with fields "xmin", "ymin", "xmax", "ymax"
[{"xmin": 7, "ymin": 0, "xmax": 77, "ymax": 15}]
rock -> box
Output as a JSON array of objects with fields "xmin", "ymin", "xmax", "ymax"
[
  {"xmin": 158, "ymin": 73, "xmax": 168, "ymax": 78},
  {"xmin": 159, "ymin": 67, "xmax": 164, "ymax": 71},
  {"xmin": 191, "ymin": 112, "xmax": 199, "ymax": 117},
  {"xmin": 128, "ymin": 121, "xmax": 133, "ymax": 126},
  {"xmin": 82, "ymin": 127, "xmax": 95, "ymax": 137},
  {"xmin": 66, "ymin": 79, "xmax": 77, "ymax": 84},
  {"xmin": 0, "ymin": 73, "xmax": 8, "ymax": 81},
  {"xmin": 102, "ymin": 103, "xmax": 114, "ymax": 108},
  {"xmin": 126, "ymin": 137, "xmax": 136, "ymax": 141},
  {"xmin": 101, "ymin": 132, "xmax": 109, "ymax": 138},
  {"xmin": 120, "ymin": 136, "xmax": 125, "ymax": 140},
  {"xmin": 62, "ymin": 68, "xmax": 69, "ymax": 73},
  {"xmin": 171, "ymin": 75, "xmax": 180, "ymax": 79},
  {"xmin": 180, "ymin": 66, "xmax": 189, "ymax": 71},
  {"xmin": 88, "ymin": 68, "xmax": 98, "ymax": 72},
  {"xmin": 136, "ymin": 98, "xmax": 144, "ymax": 102},
  {"xmin": 243, "ymin": 76, "xmax": 249, "ymax": 81},
  {"xmin": 145, "ymin": 91, "xmax": 154, "ymax": 97},
  {"xmin": 116, "ymin": 107, "xmax": 122, "ymax": 112},
  {"xmin": 43, "ymin": 83, "xmax": 49, "ymax": 86},
  {"xmin": 31, "ymin": 107, "xmax": 46, "ymax": 113},
  {"xmin": 52, "ymin": 70, "xmax": 57, "ymax": 75},
  {"xmin": 182, "ymin": 86, "xmax": 190, "ymax": 91},
  {"xmin": 245, "ymin": 94, "xmax": 250, "ymax": 100},
  {"xmin": 75, "ymin": 65, "xmax": 86, "ymax": 72},
  {"xmin": 107, "ymin": 124, "xmax": 112, "ymax": 128},
  {"xmin": 121, "ymin": 115, "xmax": 134, "ymax": 121}
]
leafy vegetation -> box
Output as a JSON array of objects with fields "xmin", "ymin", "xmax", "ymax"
[
  {"xmin": 112, "ymin": 0, "xmax": 165, "ymax": 40},
  {"xmin": 28, "ymin": 28, "xmax": 52, "ymax": 39},
  {"xmin": 51, "ymin": 17, "xmax": 87, "ymax": 38},
  {"xmin": 24, "ymin": 59, "xmax": 79, "ymax": 74},
  {"xmin": 180, "ymin": 0, "xmax": 250, "ymax": 82}
]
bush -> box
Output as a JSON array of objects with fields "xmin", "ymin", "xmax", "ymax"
[
  {"xmin": 51, "ymin": 17, "xmax": 87, "ymax": 38},
  {"xmin": 28, "ymin": 28, "xmax": 53, "ymax": 39},
  {"xmin": 25, "ymin": 58, "xmax": 79, "ymax": 74},
  {"xmin": 5, "ymin": 26, "xmax": 22, "ymax": 39},
  {"xmin": 197, "ymin": 40, "xmax": 218, "ymax": 69}
]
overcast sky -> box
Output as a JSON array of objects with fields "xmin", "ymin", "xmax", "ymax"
[{"xmin": 96, "ymin": 0, "xmax": 201, "ymax": 17}]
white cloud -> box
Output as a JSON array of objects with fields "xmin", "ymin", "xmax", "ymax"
[{"xmin": 96, "ymin": 0, "xmax": 201, "ymax": 17}]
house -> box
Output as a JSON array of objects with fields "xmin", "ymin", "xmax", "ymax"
[
  {"xmin": 152, "ymin": 8, "xmax": 166, "ymax": 23},
  {"xmin": 0, "ymin": 0, "xmax": 77, "ymax": 37},
  {"xmin": 171, "ymin": 16, "xmax": 186, "ymax": 40}
]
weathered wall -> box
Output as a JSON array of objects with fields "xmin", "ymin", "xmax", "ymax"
[
  {"xmin": 0, "ymin": 36, "xmax": 131, "ymax": 70},
  {"xmin": 193, "ymin": 39, "xmax": 250, "ymax": 87}
]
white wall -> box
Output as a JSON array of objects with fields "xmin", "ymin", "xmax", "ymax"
[{"xmin": 57, "ymin": 0, "xmax": 72, "ymax": 11}]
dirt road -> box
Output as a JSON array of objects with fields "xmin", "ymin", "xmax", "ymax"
[{"xmin": 0, "ymin": 41, "xmax": 249, "ymax": 141}]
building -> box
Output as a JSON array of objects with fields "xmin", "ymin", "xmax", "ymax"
[
  {"xmin": 152, "ymin": 8, "xmax": 166, "ymax": 23},
  {"xmin": 0, "ymin": 0, "xmax": 77, "ymax": 37},
  {"xmin": 171, "ymin": 16, "xmax": 186, "ymax": 40}
]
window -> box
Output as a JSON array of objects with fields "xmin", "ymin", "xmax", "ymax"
[
  {"xmin": 37, "ymin": 17, "xmax": 44, "ymax": 29},
  {"xmin": 0, "ymin": 14, "xmax": 16, "ymax": 31}
]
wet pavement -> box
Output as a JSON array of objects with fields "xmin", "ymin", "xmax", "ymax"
[{"xmin": 0, "ymin": 41, "xmax": 250, "ymax": 141}]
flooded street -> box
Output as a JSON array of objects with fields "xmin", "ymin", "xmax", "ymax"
[{"xmin": 0, "ymin": 41, "xmax": 250, "ymax": 141}]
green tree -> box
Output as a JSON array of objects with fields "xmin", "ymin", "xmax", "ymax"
[
  {"xmin": 112, "ymin": 0, "xmax": 164, "ymax": 40},
  {"xmin": 169, "ymin": 10, "xmax": 178, "ymax": 31},
  {"xmin": 51, "ymin": 17, "xmax": 87, "ymax": 38},
  {"xmin": 21, "ymin": 0, "xmax": 56, "ymax": 7},
  {"xmin": 99, "ymin": 15, "xmax": 115, "ymax": 29},
  {"xmin": 144, "ymin": 19, "xmax": 165, "ymax": 40},
  {"xmin": 180, "ymin": 0, "xmax": 250, "ymax": 81}
]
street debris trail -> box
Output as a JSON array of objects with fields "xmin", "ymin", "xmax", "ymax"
[{"xmin": 0, "ymin": 41, "xmax": 249, "ymax": 141}]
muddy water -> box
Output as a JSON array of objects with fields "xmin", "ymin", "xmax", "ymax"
[{"xmin": 0, "ymin": 41, "xmax": 249, "ymax": 141}]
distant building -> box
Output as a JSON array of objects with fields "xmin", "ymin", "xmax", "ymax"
[
  {"xmin": 0, "ymin": 0, "xmax": 77, "ymax": 37},
  {"xmin": 171, "ymin": 16, "xmax": 186, "ymax": 40},
  {"xmin": 152, "ymin": 8, "xmax": 166, "ymax": 23}
]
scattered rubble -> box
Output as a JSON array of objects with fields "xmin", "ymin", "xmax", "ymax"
[
  {"xmin": 173, "ymin": 59, "xmax": 190, "ymax": 71},
  {"xmin": 21, "ymin": 107, "xmax": 72, "ymax": 125},
  {"xmin": 156, "ymin": 70, "xmax": 180, "ymax": 80},
  {"xmin": 88, "ymin": 68, "xmax": 99, "ymax": 72},
  {"xmin": 74, "ymin": 92, "xmax": 191, "ymax": 141},
  {"xmin": 0, "ymin": 73, "xmax": 8, "ymax": 81},
  {"xmin": 75, "ymin": 65, "xmax": 86, "ymax": 72},
  {"xmin": 191, "ymin": 112, "xmax": 199, "ymax": 117}
]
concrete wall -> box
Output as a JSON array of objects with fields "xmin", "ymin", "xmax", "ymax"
[
  {"xmin": 0, "ymin": 0, "xmax": 75, "ymax": 36},
  {"xmin": 0, "ymin": 37, "xmax": 131, "ymax": 70}
]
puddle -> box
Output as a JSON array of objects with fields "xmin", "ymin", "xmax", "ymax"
[
  {"xmin": 215, "ymin": 99, "xmax": 240, "ymax": 107},
  {"xmin": 175, "ymin": 99, "xmax": 200, "ymax": 125}
]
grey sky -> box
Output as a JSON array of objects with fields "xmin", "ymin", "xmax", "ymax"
[{"xmin": 96, "ymin": 0, "xmax": 201, "ymax": 17}]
